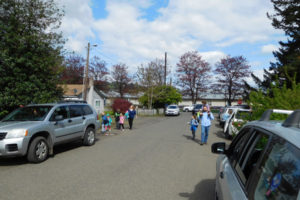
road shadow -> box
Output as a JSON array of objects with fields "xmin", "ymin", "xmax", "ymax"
[
  {"xmin": 179, "ymin": 179, "xmax": 215, "ymax": 200},
  {"xmin": 182, "ymin": 134, "xmax": 201, "ymax": 144},
  {"xmin": 214, "ymin": 122, "xmax": 223, "ymax": 129},
  {"xmin": 0, "ymin": 156, "xmax": 28, "ymax": 166},
  {"xmin": 0, "ymin": 138, "xmax": 100, "ymax": 166},
  {"xmin": 214, "ymin": 130, "xmax": 226, "ymax": 139}
]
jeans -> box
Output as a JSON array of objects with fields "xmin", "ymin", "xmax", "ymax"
[{"xmin": 201, "ymin": 125, "xmax": 210, "ymax": 143}]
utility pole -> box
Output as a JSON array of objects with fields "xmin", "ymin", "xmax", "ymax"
[
  {"xmin": 164, "ymin": 52, "xmax": 167, "ymax": 85},
  {"xmin": 83, "ymin": 43, "xmax": 90, "ymax": 101}
]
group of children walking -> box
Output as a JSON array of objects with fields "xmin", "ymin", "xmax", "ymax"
[
  {"xmin": 189, "ymin": 105, "xmax": 214, "ymax": 145},
  {"xmin": 101, "ymin": 105, "xmax": 136, "ymax": 135}
]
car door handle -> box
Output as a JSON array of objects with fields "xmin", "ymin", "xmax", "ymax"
[
  {"xmin": 220, "ymin": 171, "xmax": 224, "ymax": 179},
  {"xmin": 82, "ymin": 116, "xmax": 86, "ymax": 120},
  {"xmin": 68, "ymin": 119, "xmax": 72, "ymax": 123}
]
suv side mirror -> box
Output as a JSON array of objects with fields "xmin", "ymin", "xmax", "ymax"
[
  {"xmin": 211, "ymin": 142, "xmax": 226, "ymax": 154},
  {"xmin": 55, "ymin": 115, "xmax": 64, "ymax": 121}
]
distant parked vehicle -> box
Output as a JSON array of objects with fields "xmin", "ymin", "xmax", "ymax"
[
  {"xmin": 219, "ymin": 107, "xmax": 238, "ymax": 127},
  {"xmin": 183, "ymin": 105, "xmax": 194, "ymax": 112},
  {"xmin": 223, "ymin": 108, "xmax": 252, "ymax": 138},
  {"xmin": 0, "ymin": 102, "xmax": 100, "ymax": 163},
  {"xmin": 165, "ymin": 105, "xmax": 180, "ymax": 116},
  {"xmin": 192, "ymin": 104, "xmax": 203, "ymax": 115}
]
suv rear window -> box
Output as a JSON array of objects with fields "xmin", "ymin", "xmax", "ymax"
[
  {"xmin": 69, "ymin": 105, "xmax": 83, "ymax": 118},
  {"xmin": 82, "ymin": 105, "xmax": 93, "ymax": 115},
  {"xmin": 253, "ymin": 140, "xmax": 300, "ymax": 199},
  {"xmin": 168, "ymin": 106, "xmax": 178, "ymax": 109}
]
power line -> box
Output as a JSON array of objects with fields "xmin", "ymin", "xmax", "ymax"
[{"xmin": 93, "ymin": 49, "xmax": 116, "ymax": 65}]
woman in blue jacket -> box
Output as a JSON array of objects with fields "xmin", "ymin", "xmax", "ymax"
[{"xmin": 127, "ymin": 105, "xmax": 136, "ymax": 130}]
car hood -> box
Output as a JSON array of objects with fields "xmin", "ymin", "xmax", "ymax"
[{"xmin": 0, "ymin": 121, "xmax": 43, "ymax": 131}]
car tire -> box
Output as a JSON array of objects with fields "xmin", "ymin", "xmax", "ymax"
[
  {"xmin": 27, "ymin": 136, "xmax": 49, "ymax": 163},
  {"xmin": 83, "ymin": 127, "xmax": 96, "ymax": 146}
]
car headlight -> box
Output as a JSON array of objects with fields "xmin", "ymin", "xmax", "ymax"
[{"xmin": 6, "ymin": 129, "xmax": 28, "ymax": 139}]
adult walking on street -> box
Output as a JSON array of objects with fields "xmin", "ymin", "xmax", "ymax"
[
  {"xmin": 127, "ymin": 105, "xmax": 136, "ymax": 130},
  {"xmin": 198, "ymin": 105, "xmax": 214, "ymax": 145}
]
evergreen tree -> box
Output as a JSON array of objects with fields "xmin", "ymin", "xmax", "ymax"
[
  {"xmin": 0, "ymin": 0, "xmax": 64, "ymax": 118},
  {"xmin": 267, "ymin": 0, "xmax": 300, "ymax": 86},
  {"xmin": 248, "ymin": 80, "xmax": 300, "ymax": 120}
]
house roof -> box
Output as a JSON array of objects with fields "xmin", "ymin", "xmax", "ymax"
[
  {"xmin": 103, "ymin": 91, "xmax": 143, "ymax": 99},
  {"xmin": 59, "ymin": 84, "xmax": 108, "ymax": 99},
  {"xmin": 182, "ymin": 93, "xmax": 242, "ymax": 100},
  {"xmin": 59, "ymin": 84, "xmax": 86, "ymax": 96}
]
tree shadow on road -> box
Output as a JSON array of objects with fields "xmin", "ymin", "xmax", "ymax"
[
  {"xmin": 179, "ymin": 179, "xmax": 215, "ymax": 200},
  {"xmin": 182, "ymin": 134, "xmax": 201, "ymax": 144}
]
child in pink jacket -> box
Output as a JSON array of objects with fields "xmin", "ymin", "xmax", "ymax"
[{"xmin": 119, "ymin": 113, "xmax": 125, "ymax": 131}]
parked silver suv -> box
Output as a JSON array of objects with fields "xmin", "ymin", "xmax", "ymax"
[
  {"xmin": 0, "ymin": 102, "xmax": 100, "ymax": 163},
  {"xmin": 212, "ymin": 109, "xmax": 300, "ymax": 200}
]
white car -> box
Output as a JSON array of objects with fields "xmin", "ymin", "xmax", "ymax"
[
  {"xmin": 165, "ymin": 105, "xmax": 180, "ymax": 116},
  {"xmin": 223, "ymin": 108, "xmax": 252, "ymax": 138},
  {"xmin": 183, "ymin": 105, "xmax": 194, "ymax": 112}
]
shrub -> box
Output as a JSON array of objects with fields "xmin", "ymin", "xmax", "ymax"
[{"xmin": 111, "ymin": 98, "xmax": 131, "ymax": 114}]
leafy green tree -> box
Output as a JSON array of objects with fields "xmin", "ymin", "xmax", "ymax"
[
  {"xmin": 264, "ymin": 0, "xmax": 300, "ymax": 87},
  {"xmin": 139, "ymin": 86, "xmax": 182, "ymax": 109},
  {"xmin": 248, "ymin": 80, "xmax": 300, "ymax": 120},
  {"xmin": 0, "ymin": 0, "xmax": 64, "ymax": 118}
]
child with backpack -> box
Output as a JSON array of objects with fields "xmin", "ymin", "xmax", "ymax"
[
  {"xmin": 101, "ymin": 112, "xmax": 108, "ymax": 134},
  {"xmin": 105, "ymin": 114, "xmax": 113, "ymax": 135},
  {"xmin": 190, "ymin": 115, "xmax": 199, "ymax": 140}
]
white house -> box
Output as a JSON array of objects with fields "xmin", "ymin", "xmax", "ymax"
[
  {"xmin": 59, "ymin": 79, "xmax": 107, "ymax": 114},
  {"xmin": 179, "ymin": 93, "xmax": 240, "ymax": 107}
]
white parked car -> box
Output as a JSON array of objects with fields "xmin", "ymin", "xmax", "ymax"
[
  {"xmin": 165, "ymin": 105, "xmax": 180, "ymax": 116},
  {"xmin": 183, "ymin": 105, "xmax": 194, "ymax": 112},
  {"xmin": 223, "ymin": 108, "xmax": 252, "ymax": 138}
]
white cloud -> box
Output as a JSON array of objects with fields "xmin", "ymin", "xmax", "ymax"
[
  {"xmin": 58, "ymin": 0, "xmax": 282, "ymax": 74},
  {"xmin": 200, "ymin": 51, "xmax": 227, "ymax": 66},
  {"xmin": 56, "ymin": 0, "xmax": 96, "ymax": 53},
  {"xmin": 261, "ymin": 44, "xmax": 278, "ymax": 54},
  {"xmin": 244, "ymin": 69, "xmax": 266, "ymax": 87}
]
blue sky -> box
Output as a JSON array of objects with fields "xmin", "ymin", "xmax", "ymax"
[{"xmin": 58, "ymin": 0, "xmax": 284, "ymax": 83}]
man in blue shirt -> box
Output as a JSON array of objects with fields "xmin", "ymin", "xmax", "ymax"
[{"xmin": 198, "ymin": 105, "xmax": 214, "ymax": 145}]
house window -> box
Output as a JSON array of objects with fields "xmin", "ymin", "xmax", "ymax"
[{"xmin": 95, "ymin": 100, "xmax": 101, "ymax": 108}]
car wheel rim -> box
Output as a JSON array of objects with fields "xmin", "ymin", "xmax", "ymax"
[
  {"xmin": 88, "ymin": 130, "xmax": 95, "ymax": 144},
  {"xmin": 36, "ymin": 141, "xmax": 47, "ymax": 160}
]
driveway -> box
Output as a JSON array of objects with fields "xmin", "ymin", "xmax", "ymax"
[{"xmin": 0, "ymin": 112, "xmax": 227, "ymax": 200}]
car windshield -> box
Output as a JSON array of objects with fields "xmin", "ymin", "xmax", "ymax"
[
  {"xmin": 236, "ymin": 111, "xmax": 251, "ymax": 120},
  {"xmin": 2, "ymin": 106, "xmax": 53, "ymax": 122},
  {"xmin": 168, "ymin": 106, "xmax": 178, "ymax": 109}
]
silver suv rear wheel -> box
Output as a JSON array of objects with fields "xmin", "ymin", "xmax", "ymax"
[{"xmin": 83, "ymin": 127, "xmax": 95, "ymax": 146}]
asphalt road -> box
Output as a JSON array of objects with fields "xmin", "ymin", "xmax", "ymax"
[{"xmin": 0, "ymin": 112, "xmax": 227, "ymax": 200}]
